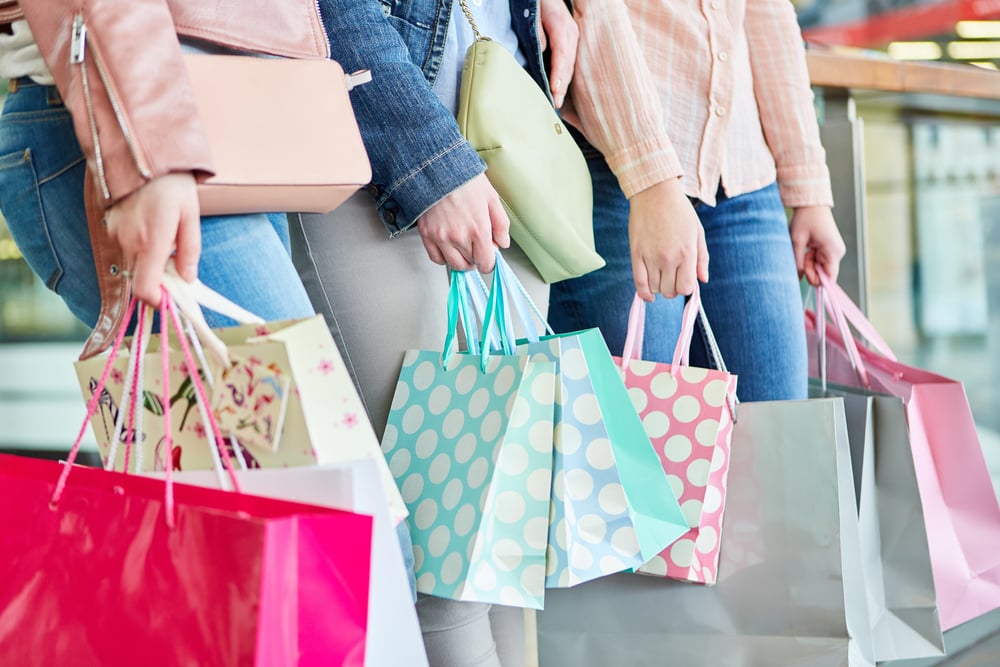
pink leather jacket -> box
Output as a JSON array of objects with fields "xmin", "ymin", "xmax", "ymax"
[
  {"xmin": 3, "ymin": 1, "xmax": 330, "ymax": 357},
  {"xmin": 11, "ymin": 0, "xmax": 328, "ymax": 207}
]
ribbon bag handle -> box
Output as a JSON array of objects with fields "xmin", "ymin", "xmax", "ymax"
[
  {"xmin": 620, "ymin": 286, "xmax": 726, "ymax": 374},
  {"xmin": 160, "ymin": 259, "xmax": 265, "ymax": 369}
]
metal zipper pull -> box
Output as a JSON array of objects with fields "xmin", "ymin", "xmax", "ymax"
[{"xmin": 70, "ymin": 13, "xmax": 87, "ymax": 64}]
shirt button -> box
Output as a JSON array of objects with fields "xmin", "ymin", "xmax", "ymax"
[
  {"xmin": 715, "ymin": 106, "xmax": 726, "ymax": 116},
  {"xmin": 711, "ymin": 1, "xmax": 721, "ymax": 8},
  {"xmin": 384, "ymin": 210, "xmax": 396, "ymax": 224},
  {"xmin": 717, "ymin": 52, "xmax": 728, "ymax": 62},
  {"xmin": 523, "ymin": 8, "xmax": 530, "ymax": 17},
  {"xmin": 473, "ymin": 0, "xmax": 482, "ymax": 6}
]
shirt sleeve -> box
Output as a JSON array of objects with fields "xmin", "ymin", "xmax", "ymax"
[
  {"xmin": 568, "ymin": 0, "xmax": 682, "ymax": 198},
  {"xmin": 744, "ymin": 0, "xmax": 834, "ymax": 208}
]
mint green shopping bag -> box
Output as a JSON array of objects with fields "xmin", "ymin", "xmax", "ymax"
[
  {"xmin": 382, "ymin": 269, "xmax": 556, "ymax": 608},
  {"xmin": 483, "ymin": 255, "xmax": 688, "ymax": 588}
]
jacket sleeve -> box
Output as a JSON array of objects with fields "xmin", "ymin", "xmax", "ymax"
[
  {"xmin": 317, "ymin": 0, "xmax": 486, "ymax": 235},
  {"xmin": 566, "ymin": 0, "xmax": 681, "ymax": 198},
  {"xmin": 744, "ymin": 0, "xmax": 833, "ymax": 208},
  {"xmin": 21, "ymin": 0, "xmax": 214, "ymax": 208}
]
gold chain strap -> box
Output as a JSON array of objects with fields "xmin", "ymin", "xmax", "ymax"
[{"xmin": 458, "ymin": 0, "xmax": 491, "ymax": 42}]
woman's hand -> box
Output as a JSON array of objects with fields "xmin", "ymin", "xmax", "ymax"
[
  {"xmin": 417, "ymin": 174, "xmax": 510, "ymax": 272},
  {"xmin": 628, "ymin": 179, "xmax": 709, "ymax": 302},
  {"xmin": 538, "ymin": 0, "xmax": 579, "ymax": 109},
  {"xmin": 789, "ymin": 206, "xmax": 846, "ymax": 286},
  {"xmin": 104, "ymin": 172, "xmax": 201, "ymax": 306}
]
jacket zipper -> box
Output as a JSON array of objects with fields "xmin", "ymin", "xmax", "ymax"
[
  {"xmin": 314, "ymin": 0, "xmax": 331, "ymax": 54},
  {"xmin": 71, "ymin": 13, "xmax": 151, "ymax": 201}
]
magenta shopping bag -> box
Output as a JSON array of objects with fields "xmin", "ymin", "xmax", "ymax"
[
  {"xmin": 0, "ymin": 454, "xmax": 373, "ymax": 667},
  {"xmin": 0, "ymin": 292, "xmax": 374, "ymax": 666},
  {"xmin": 807, "ymin": 269, "xmax": 1000, "ymax": 631},
  {"xmin": 614, "ymin": 290, "xmax": 738, "ymax": 584}
]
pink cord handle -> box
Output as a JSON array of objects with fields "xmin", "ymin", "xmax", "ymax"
[
  {"xmin": 164, "ymin": 294, "xmax": 242, "ymax": 494},
  {"xmin": 817, "ymin": 271, "xmax": 871, "ymax": 388},
  {"xmin": 51, "ymin": 296, "xmax": 138, "ymax": 507},
  {"xmin": 817, "ymin": 268, "xmax": 897, "ymax": 362},
  {"xmin": 620, "ymin": 286, "xmax": 701, "ymax": 377},
  {"xmin": 51, "ymin": 287, "xmax": 243, "ymax": 524}
]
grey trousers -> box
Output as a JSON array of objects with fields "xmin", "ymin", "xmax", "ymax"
[{"xmin": 289, "ymin": 192, "xmax": 548, "ymax": 667}]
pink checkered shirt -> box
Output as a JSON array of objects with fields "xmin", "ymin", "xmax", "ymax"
[{"xmin": 565, "ymin": 0, "xmax": 834, "ymax": 208}]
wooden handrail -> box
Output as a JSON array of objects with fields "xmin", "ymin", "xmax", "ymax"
[{"xmin": 806, "ymin": 50, "xmax": 1000, "ymax": 100}]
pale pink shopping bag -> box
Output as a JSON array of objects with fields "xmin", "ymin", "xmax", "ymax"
[
  {"xmin": 807, "ymin": 269, "xmax": 1000, "ymax": 630},
  {"xmin": 614, "ymin": 289, "xmax": 738, "ymax": 584}
]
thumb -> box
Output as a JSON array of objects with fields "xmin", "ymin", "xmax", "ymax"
[
  {"xmin": 488, "ymin": 194, "xmax": 511, "ymax": 249},
  {"xmin": 696, "ymin": 226, "xmax": 710, "ymax": 283},
  {"xmin": 174, "ymin": 202, "xmax": 202, "ymax": 283}
]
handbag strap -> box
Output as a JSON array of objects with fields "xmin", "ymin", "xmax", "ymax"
[{"xmin": 458, "ymin": 0, "xmax": 491, "ymax": 41}]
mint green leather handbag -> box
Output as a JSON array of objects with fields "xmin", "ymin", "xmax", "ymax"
[{"xmin": 455, "ymin": 2, "xmax": 604, "ymax": 283}]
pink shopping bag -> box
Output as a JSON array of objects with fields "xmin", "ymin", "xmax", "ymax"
[
  {"xmin": 614, "ymin": 289, "xmax": 738, "ymax": 584},
  {"xmin": 0, "ymin": 292, "xmax": 374, "ymax": 666},
  {"xmin": 807, "ymin": 269, "xmax": 1000, "ymax": 630}
]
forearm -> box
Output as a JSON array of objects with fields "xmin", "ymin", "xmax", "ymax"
[
  {"xmin": 22, "ymin": 0, "xmax": 213, "ymax": 207},
  {"xmin": 568, "ymin": 0, "xmax": 681, "ymax": 198}
]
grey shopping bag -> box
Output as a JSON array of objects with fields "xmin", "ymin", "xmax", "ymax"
[
  {"xmin": 537, "ymin": 398, "xmax": 875, "ymax": 667},
  {"xmin": 811, "ymin": 381, "xmax": 944, "ymax": 662}
]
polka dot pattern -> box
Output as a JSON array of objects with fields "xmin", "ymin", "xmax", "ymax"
[
  {"xmin": 384, "ymin": 348, "xmax": 555, "ymax": 608},
  {"xmin": 619, "ymin": 350, "xmax": 738, "ymax": 584},
  {"xmin": 519, "ymin": 331, "xmax": 687, "ymax": 590}
]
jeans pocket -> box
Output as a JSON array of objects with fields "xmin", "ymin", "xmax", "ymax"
[{"xmin": 0, "ymin": 147, "xmax": 65, "ymax": 290}]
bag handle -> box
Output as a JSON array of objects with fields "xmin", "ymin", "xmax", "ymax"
[
  {"xmin": 468, "ymin": 249, "xmax": 554, "ymax": 348},
  {"xmin": 458, "ymin": 0, "xmax": 490, "ymax": 42},
  {"xmin": 52, "ymin": 288, "xmax": 247, "ymax": 527},
  {"xmin": 816, "ymin": 269, "xmax": 897, "ymax": 361},
  {"xmin": 620, "ymin": 287, "xmax": 737, "ymax": 419},
  {"xmin": 620, "ymin": 286, "xmax": 726, "ymax": 373},
  {"xmin": 813, "ymin": 268, "xmax": 898, "ymax": 390},
  {"xmin": 160, "ymin": 259, "xmax": 266, "ymax": 369}
]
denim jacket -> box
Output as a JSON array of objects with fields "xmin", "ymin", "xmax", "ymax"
[{"xmin": 318, "ymin": 0, "xmax": 549, "ymax": 235}]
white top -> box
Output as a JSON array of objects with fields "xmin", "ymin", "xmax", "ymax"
[
  {"xmin": 0, "ymin": 20, "xmax": 54, "ymax": 85},
  {"xmin": 432, "ymin": 0, "xmax": 526, "ymax": 115}
]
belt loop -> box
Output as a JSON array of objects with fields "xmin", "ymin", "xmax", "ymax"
[
  {"xmin": 47, "ymin": 85, "xmax": 63, "ymax": 106},
  {"xmin": 7, "ymin": 78, "xmax": 17, "ymax": 94}
]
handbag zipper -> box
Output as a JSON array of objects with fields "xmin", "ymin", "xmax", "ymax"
[{"xmin": 71, "ymin": 13, "xmax": 151, "ymax": 201}]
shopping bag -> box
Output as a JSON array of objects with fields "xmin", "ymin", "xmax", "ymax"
[
  {"xmin": 0, "ymin": 454, "xmax": 372, "ymax": 667},
  {"xmin": 481, "ymin": 255, "xmax": 690, "ymax": 588},
  {"xmin": 811, "ymin": 380, "xmax": 944, "ymax": 662},
  {"xmin": 383, "ymin": 268, "xmax": 556, "ymax": 608},
  {"xmin": 73, "ymin": 266, "xmax": 407, "ymax": 523},
  {"xmin": 538, "ymin": 398, "xmax": 876, "ymax": 666},
  {"xmin": 808, "ymin": 268, "xmax": 1000, "ymax": 631},
  {"xmin": 614, "ymin": 290, "xmax": 738, "ymax": 584},
  {"xmin": 152, "ymin": 460, "xmax": 428, "ymax": 667},
  {"xmin": 1, "ymin": 291, "xmax": 374, "ymax": 666}
]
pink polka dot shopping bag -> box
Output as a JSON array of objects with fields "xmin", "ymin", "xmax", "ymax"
[{"xmin": 615, "ymin": 288, "xmax": 738, "ymax": 585}]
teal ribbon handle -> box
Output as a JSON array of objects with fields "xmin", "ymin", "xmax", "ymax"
[
  {"xmin": 443, "ymin": 269, "xmax": 474, "ymax": 367},
  {"xmin": 479, "ymin": 265, "xmax": 513, "ymax": 371}
]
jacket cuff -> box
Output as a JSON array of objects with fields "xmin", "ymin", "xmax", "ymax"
[
  {"xmin": 776, "ymin": 163, "xmax": 835, "ymax": 209},
  {"xmin": 373, "ymin": 138, "xmax": 486, "ymax": 235},
  {"xmin": 605, "ymin": 134, "xmax": 684, "ymax": 199}
]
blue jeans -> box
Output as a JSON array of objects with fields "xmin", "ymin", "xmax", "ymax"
[
  {"xmin": 0, "ymin": 80, "xmax": 314, "ymax": 327},
  {"xmin": 548, "ymin": 155, "xmax": 808, "ymax": 402}
]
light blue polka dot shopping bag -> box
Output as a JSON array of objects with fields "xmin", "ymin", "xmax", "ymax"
[
  {"xmin": 472, "ymin": 254, "xmax": 690, "ymax": 589},
  {"xmin": 382, "ymin": 263, "xmax": 556, "ymax": 609}
]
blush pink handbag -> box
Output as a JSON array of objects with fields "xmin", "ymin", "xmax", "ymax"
[{"xmin": 184, "ymin": 54, "xmax": 372, "ymax": 216}]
